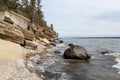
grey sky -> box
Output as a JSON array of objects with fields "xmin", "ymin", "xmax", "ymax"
[{"xmin": 42, "ymin": 0, "xmax": 120, "ymax": 37}]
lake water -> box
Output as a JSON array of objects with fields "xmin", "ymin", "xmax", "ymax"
[{"xmin": 31, "ymin": 38, "xmax": 120, "ymax": 80}]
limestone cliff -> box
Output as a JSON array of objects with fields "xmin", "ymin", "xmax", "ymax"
[
  {"xmin": 0, "ymin": 11, "xmax": 58, "ymax": 80},
  {"xmin": 0, "ymin": 11, "xmax": 58, "ymax": 45}
]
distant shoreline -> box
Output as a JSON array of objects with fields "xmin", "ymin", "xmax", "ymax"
[{"xmin": 60, "ymin": 37, "xmax": 120, "ymax": 39}]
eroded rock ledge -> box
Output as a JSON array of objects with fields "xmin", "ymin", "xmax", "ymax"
[{"xmin": 0, "ymin": 11, "xmax": 58, "ymax": 80}]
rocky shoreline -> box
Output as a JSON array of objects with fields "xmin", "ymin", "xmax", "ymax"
[
  {"xmin": 0, "ymin": 11, "xmax": 58, "ymax": 80},
  {"xmin": 0, "ymin": 35, "xmax": 57, "ymax": 80}
]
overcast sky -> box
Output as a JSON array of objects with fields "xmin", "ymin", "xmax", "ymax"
[{"xmin": 42, "ymin": 0, "xmax": 120, "ymax": 37}]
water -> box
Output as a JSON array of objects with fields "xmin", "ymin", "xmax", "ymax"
[{"xmin": 28, "ymin": 38, "xmax": 120, "ymax": 80}]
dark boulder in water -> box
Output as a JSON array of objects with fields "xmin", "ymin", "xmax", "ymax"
[
  {"xmin": 100, "ymin": 49, "xmax": 114, "ymax": 54},
  {"xmin": 59, "ymin": 40, "xmax": 64, "ymax": 43},
  {"xmin": 55, "ymin": 50, "xmax": 61, "ymax": 53},
  {"xmin": 63, "ymin": 44, "xmax": 91, "ymax": 59}
]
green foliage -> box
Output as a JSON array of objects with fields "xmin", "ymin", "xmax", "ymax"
[{"xmin": 41, "ymin": 19, "xmax": 47, "ymax": 27}]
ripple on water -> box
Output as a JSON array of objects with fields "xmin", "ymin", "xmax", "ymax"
[{"xmin": 27, "ymin": 39, "xmax": 120, "ymax": 80}]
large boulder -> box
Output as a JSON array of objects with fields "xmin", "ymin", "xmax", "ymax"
[
  {"xmin": 63, "ymin": 44, "xmax": 91, "ymax": 59},
  {"xmin": 23, "ymin": 30, "xmax": 35, "ymax": 41},
  {"xmin": 0, "ymin": 22, "xmax": 24, "ymax": 44}
]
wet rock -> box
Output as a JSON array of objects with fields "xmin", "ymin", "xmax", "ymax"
[
  {"xmin": 63, "ymin": 44, "xmax": 91, "ymax": 59},
  {"xmin": 59, "ymin": 40, "xmax": 64, "ymax": 43},
  {"xmin": 23, "ymin": 30, "xmax": 35, "ymax": 41},
  {"xmin": 55, "ymin": 50, "xmax": 61, "ymax": 53},
  {"xmin": 100, "ymin": 49, "xmax": 114, "ymax": 54},
  {"xmin": 25, "ymin": 40, "xmax": 37, "ymax": 50},
  {"xmin": 36, "ymin": 60, "xmax": 41, "ymax": 64}
]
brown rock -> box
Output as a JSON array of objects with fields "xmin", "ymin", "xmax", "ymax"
[
  {"xmin": 30, "ymin": 23, "xmax": 58, "ymax": 42},
  {"xmin": 4, "ymin": 16, "xmax": 14, "ymax": 24},
  {"xmin": 0, "ymin": 23, "xmax": 24, "ymax": 44},
  {"xmin": 23, "ymin": 30, "xmax": 35, "ymax": 41},
  {"xmin": 35, "ymin": 30, "xmax": 44, "ymax": 39},
  {"xmin": 24, "ymin": 40, "xmax": 37, "ymax": 50},
  {"xmin": 41, "ymin": 38, "xmax": 50, "ymax": 44},
  {"xmin": 64, "ymin": 44, "xmax": 91, "ymax": 59}
]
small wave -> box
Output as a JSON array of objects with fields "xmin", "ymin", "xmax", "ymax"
[
  {"xmin": 112, "ymin": 58, "xmax": 120, "ymax": 74},
  {"xmin": 106, "ymin": 53, "xmax": 120, "ymax": 74},
  {"xmin": 56, "ymin": 43, "xmax": 67, "ymax": 47},
  {"xmin": 105, "ymin": 53, "xmax": 120, "ymax": 58},
  {"xmin": 58, "ymin": 72, "xmax": 69, "ymax": 80}
]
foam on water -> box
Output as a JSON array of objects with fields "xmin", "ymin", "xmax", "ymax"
[
  {"xmin": 112, "ymin": 58, "xmax": 120, "ymax": 74},
  {"xmin": 58, "ymin": 72, "xmax": 70, "ymax": 80},
  {"xmin": 106, "ymin": 53, "xmax": 120, "ymax": 74},
  {"xmin": 56, "ymin": 43, "xmax": 67, "ymax": 47}
]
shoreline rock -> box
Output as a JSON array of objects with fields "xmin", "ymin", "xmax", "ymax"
[
  {"xmin": 0, "ymin": 39, "xmax": 43, "ymax": 80},
  {"xmin": 0, "ymin": 22, "xmax": 24, "ymax": 44},
  {"xmin": 0, "ymin": 11, "xmax": 58, "ymax": 80},
  {"xmin": 100, "ymin": 49, "xmax": 114, "ymax": 54},
  {"xmin": 0, "ymin": 38, "xmax": 55, "ymax": 80},
  {"xmin": 63, "ymin": 44, "xmax": 91, "ymax": 59}
]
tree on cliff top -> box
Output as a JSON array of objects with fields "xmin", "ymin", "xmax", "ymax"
[{"xmin": 0, "ymin": 0, "xmax": 47, "ymax": 27}]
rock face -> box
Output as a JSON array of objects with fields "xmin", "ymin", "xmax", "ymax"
[
  {"xmin": 0, "ymin": 12, "xmax": 58, "ymax": 45},
  {"xmin": 63, "ymin": 44, "xmax": 91, "ymax": 59},
  {"xmin": 0, "ymin": 11, "xmax": 58, "ymax": 80},
  {"xmin": 30, "ymin": 24, "xmax": 58, "ymax": 42},
  {"xmin": 23, "ymin": 30, "xmax": 35, "ymax": 41},
  {"xmin": 24, "ymin": 40, "xmax": 37, "ymax": 50},
  {"xmin": 0, "ymin": 22, "xmax": 24, "ymax": 44}
]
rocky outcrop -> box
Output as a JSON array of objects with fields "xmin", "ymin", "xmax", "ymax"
[
  {"xmin": 0, "ymin": 11, "xmax": 58, "ymax": 80},
  {"xmin": 0, "ymin": 39, "xmax": 42, "ymax": 80},
  {"xmin": 0, "ymin": 22, "xmax": 57, "ymax": 45},
  {"xmin": 4, "ymin": 16, "xmax": 14, "ymax": 24},
  {"xmin": 29, "ymin": 24, "xmax": 58, "ymax": 42},
  {"xmin": 0, "ymin": 22, "xmax": 24, "ymax": 44},
  {"xmin": 24, "ymin": 40, "xmax": 38, "ymax": 50},
  {"xmin": 23, "ymin": 30, "xmax": 35, "ymax": 41},
  {"xmin": 63, "ymin": 44, "xmax": 91, "ymax": 59}
]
